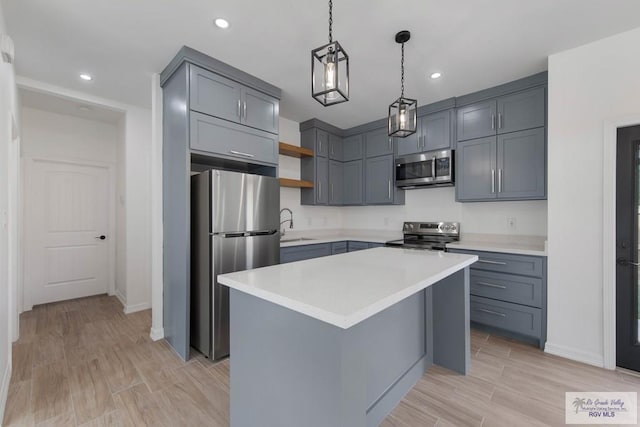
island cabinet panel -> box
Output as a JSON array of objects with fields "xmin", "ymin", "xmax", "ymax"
[
  {"xmin": 448, "ymin": 248, "xmax": 547, "ymax": 348},
  {"xmin": 189, "ymin": 64, "xmax": 279, "ymax": 135},
  {"xmin": 190, "ymin": 112, "xmax": 278, "ymax": 165},
  {"xmin": 280, "ymin": 243, "xmax": 331, "ymax": 264}
]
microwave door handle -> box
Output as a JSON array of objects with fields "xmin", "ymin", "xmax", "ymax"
[{"xmin": 431, "ymin": 157, "xmax": 436, "ymax": 178}]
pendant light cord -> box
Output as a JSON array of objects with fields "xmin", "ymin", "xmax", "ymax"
[
  {"xmin": 400, "ymin": 42, "xmax": 405, "ymax": 98},
  {"xmin": 328, "ymin": 0, "xmax": 333, "ymax": 43}
]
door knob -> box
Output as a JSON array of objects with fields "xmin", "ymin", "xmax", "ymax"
[
  {"xmin": 95, "ymin": 235, "xmax": 106, "ymax": 240},
  {"xmin": 617, "ymin": 257, "xmax": 639, "ymax": 266}
]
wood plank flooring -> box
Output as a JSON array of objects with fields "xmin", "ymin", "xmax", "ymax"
[{"xmin": 3, "ymin": 294, "xmax": 640, "ymax": 426}]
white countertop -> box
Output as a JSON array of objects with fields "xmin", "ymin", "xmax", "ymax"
[
  {"xmin": 279, "ymin": 233, "xmax": 398, "ymax": 248},
  {"xmin": 218, "ymin": 248, "xmax": 477, "ymax": 329},
  {"xmin": 446, "ymin": 233, "xmax": 547, "ymax": 256}
]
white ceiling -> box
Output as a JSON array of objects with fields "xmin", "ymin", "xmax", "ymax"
[
  {"xmin": 20, "ymin": 88, "xmax": 125, "ymax": 124},
  {"xmin": 4, "ymin": 0, "xmax": 640, "ymax": 129}
]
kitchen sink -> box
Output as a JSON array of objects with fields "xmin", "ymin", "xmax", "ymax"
[{"xmin": 280, "ymin": 237, "xmax": 317, "ymax": 243}]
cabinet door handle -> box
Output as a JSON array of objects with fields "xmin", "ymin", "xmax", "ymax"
[
  {"xmin": 237, "ymin": 99, "xmax": 241, "ymax": 118},
  {"xmin": 388, "ymin": 137, "xmax": 392, "ymax": 151},
  {"xmin": 431, "ymin": 156, "xmax": 436, "ymax": 178},
  {"xmin": 498, "ymin": 169, "xmax": 503, "ymax": 193},
  {"xmin": 388, "ymin": 180, "xmax": 392, "ymax": 200},
  {"xmin": 491, "ymin": 114, "xmax": 496, "ymax": 130},
  {"xmin": 477, "ymin": 259, "xmax": 507, "ymax": 265},
  {"xmin": 476, "ymin": 308, "xmax": 506, "ymax": 317},
  {"xmin": 498, "ymin": 113, "xmax": 503, "ymax": 129},
  {"xmin": 491, "ymin": 169, "xmax": 495, "ymax": 193},
  {"xmin": 318, "ymin": 182, "xmax": 322, "ymax": 200},
  {"xmin": 331, "ymin": 183, "xmax": 334, "ymax": 201},
  {"xmin": 229, "ymin": 150, "xmax": 254, "ymax": 158},
  {"xmin": 319, "ymin": 140, "xmax": 322, "ymax": 153},
  {"xmin": 417, "ymin": 136, "xmax": 421, "ymax": 150},
  {"xmin": 243, "ymin": 101, "xmax": 247, "ymax": 119},
  {"xmin": 476, "ymin": 281, "xmax": 507, "ymax": 289}
]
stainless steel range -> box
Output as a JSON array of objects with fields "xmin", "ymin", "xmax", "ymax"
[{"xmin": 385, "ymin": 221, "xmax": 460, "ymax": 251}]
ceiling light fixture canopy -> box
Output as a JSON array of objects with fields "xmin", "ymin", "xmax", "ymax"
[
  {"xmin": 388, "ymin": 30, "xmax": 417, "ymax": 138},
  {"xmin": 311, "ymin": 0, "xmax": 349, "ymax": 106}
]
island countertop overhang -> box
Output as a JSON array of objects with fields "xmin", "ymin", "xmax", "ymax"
[{"xmin": 218, "ymin": 248, "xmax": 478, "ymax": 329}]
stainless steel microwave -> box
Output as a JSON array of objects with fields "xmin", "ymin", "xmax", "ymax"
[{"xmin": 395, "ymin": 149, "xmax": 454, "ymax": 188}]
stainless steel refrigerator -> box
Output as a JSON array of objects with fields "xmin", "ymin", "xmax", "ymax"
[{"xmin": 191, "ymin": 169, "xmax": 280, "ymax": 360}]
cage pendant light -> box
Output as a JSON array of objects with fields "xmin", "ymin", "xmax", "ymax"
[
  {"xmin": 388, "ymin": 31, "xmax": 417, "ymax": 138},
  {"xmin": 311, "ymin": 0, "xmax": 349, "ymax": 106}
]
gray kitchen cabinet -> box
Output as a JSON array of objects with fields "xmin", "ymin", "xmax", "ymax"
[
  {"xmin": 315, "ymin": 130, "xmax": 330, "ymax": 157},
  {"xmin": 368, "ymin": 242, "xmax": 384, "ymax": 249},
  {"xmin": 456, "ymin": 137, "xmax": 497, "ymax": 201},
  {"xmin": 190, "ymin": 112, "xmax": 278, "ymax": 165},
  {"xmin": 456, "ymin": 100, "xmax": 497, "ymax": 142},
  {"xmin": 329, "ymin": 160, "xmax": 343, "ymax": 206},
  {"xmin": 342, "ymin": 160, "xmax": 363, "ymax": 205},
  {"xmin": 315, "ymin": 156, "xmax": 329, "ymax": 205},
  {"xmin": 457, "ymin": 87, "xmax": 545, "ymax": 142},
  {"xmin": 497, "ymin": 128, "xmax": 545, "ymax": 199},
  {"xmin": 448, "ymin": 248, "xmax": 547, "ymax": 349},
  {"xmin": 189, "ymin": 65, "xmax": 279, "ymax": 135},
  {"xmin": 396, "ymin": 109, "xmax": 453, "ymax": 157},
  {"xmin": 329, "ymin": 133, "xmax": 343, "ymax": 161},
  {"xmin": 347, "ymin": 241, "xmax": 370, "ymax": 252},
  {"xmin": 365, "ymin": 127, "xmax": 394, "ymax": 158},
  {"xmin": 331, "ymin": 241, "xmax": 348, "ymax": 254},
  {"xmin": 365, "ymin": 155, "xmax": 394, "ymax": 204},
  {"xmin": 342, "ymin": 134, "xmax": 363, "ymax": 161},
  {"xmin": 280, "ymin": 243, "xmax": 332, "ymax": 264}
]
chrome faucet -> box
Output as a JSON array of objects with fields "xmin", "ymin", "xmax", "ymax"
[{"xmin": 280, "ymin": 208, "xmax": 294, "ymax": 236}]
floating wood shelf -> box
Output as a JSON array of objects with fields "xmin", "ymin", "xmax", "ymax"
[
  {"xmin": 279, "ymin": 178, "xmax": 314, "ymax": 189},
  {"xmin": 279, "ymin": 142, "xmax": 314, "ymax": 158}
]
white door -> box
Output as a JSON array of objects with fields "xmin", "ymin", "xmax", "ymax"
[{"xmin": 25, "ymin": 159, "xmax": 111, "ymax": 306}]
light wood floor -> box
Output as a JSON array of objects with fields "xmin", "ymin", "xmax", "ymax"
[{"xmin": 3, "ymin": 295, "xmax": 640, "ymax": 426}]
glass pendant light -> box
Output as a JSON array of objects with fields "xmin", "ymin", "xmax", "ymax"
[
  {"xmin": 388, "ymin": 31, "xmax": 417, "ymax": 138},
  {"xmin": 311, "ymin": 0, "xmax": 349, "ymax": 106}
]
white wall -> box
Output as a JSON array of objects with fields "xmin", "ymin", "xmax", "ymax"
[
  {"xmin": 546, "ymin": 27, "xmax": 640, "ymax": 366},
  {"xmin": 116, "ymin": 118, "xmax": 126, "ymax": 299},
  {"xmin": 0, "ymin": 1, "xmax": 20, "ymax": 421}
]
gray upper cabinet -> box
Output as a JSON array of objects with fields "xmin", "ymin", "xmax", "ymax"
[
  {"xmin": 190, "ymin": 112, "xmax": 278, "ymax": 165},
  {"xmin": 243, "ymin": 86, "xmax": 279, "ymax": 134},
  {"xmin": 342, "ymin": 134, "xmax": 363, "ymax": 161},
  {"xmin": 329, "ymin": 133, "xmax": 343, "ymax": 161},
  {"xmin": 496, "ymin": 87, "xmax": 545, "ymax": 135},
  {"xmin": 315, "ymin": 156, "xmax": 329, "ymax": 204},
  {"xmin": 365, "ymin": 155, "xmax": 394, "ymax": 204},
  {"xmin": 456, "ymin": 100, "xmax": 496, "ymax": 142},
  {"xmin": 342, "ymin": 160, "xmax": 363, "ymax": 205},
  {"xmin": 316, "ymin": 130, "xmax": 329, "ymax": 157},
  {"xmin": 365, "ymin": 127, "xmax": 394, "ymax": 158},
  {"xmin": 497, "ymin": 128, "xmax": 545, "ymax": 199},
  {"xmin": 190, "ymin": 65, "xmax": 242, "ymax": 124},
  {"xmin": 329, "ymin": 160, "xmax": 343, "ymax": 205},
  {"xmin": 456, "ymin": 137, "xmax": 497, "ymax": 201},
  {"xmin": 189, "ymin": 64, "xmax": 279, "ymax": 135},
  {"xmin": 396, "ymin": 109, "xmax": 452, "ymax": 157}
]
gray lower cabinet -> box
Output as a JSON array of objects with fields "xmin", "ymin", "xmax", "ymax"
[
  {"xmin": 397, "ymin": 109, "xmax": 453, "ymax": 157},
  {"xmin": 456, "ymin": 128, "xmax": 545, "ymax": 201},
  {"xmin": 457, "ymin": 87, "xmax": 545, "ymax": 142},
  {"xmin": 342, "ymin": 160, "xmax": 363, "ymax": 205},
  {"xmin": 189, "ymin": 64, "xmax": 279, "ymax": 135},
  {"xmin": 329, "ymin": 160, "xmax": 343, "ymax": 205},
  {"xmin": 190, "ymin": 111, "xmax": 278, "ymax": 165},
  {"xmin": 331, "ymin": 241, "xmax": 347, "ymax": 254},
  {"xmin": 347, "ymin": 241, "xmax": 370, "ymax": 252},
  {"xmin": 280, "ymin": 243, "xmax": 332, "ymax": 264},
  {"xmin": 448, "ymin": 248, "xmax": 547, "ymax": 349}
]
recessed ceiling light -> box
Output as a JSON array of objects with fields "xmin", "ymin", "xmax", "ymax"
[
  {"xmin": 430, "ymin": 72, "xmax": 442, "ymax": 80},
  {"xmin": 80, "ymin": 73, "xmax": 93, "ymax": 81},
  {"xmin": 214, "ymin": 18, "xmax": 229, "ymax": 29}
]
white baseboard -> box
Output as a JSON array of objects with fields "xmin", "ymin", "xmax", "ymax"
[
  {"xmin": 545, "ymin": 342, "xmax": 606, "ymax": 368},
  {"xmin": 114, "ymin": 289, "xmax": 126, "ymax": 308},
  {"xmin": 0, "ymin": 358, "xmax": 11, "ymax": 426},
  {"xmin": 150, "ymin": 327, "xmax": 165, "ymax": 341},
  {"xmin": 123, "ymin": 301, "xmax": 151, "ymax": 314}
]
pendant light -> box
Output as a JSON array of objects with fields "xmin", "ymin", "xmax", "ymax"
[
  {"xmin": 388, "ymin": 31, "xmax": 417, "ymax": 138},
  {"xmin": 311, "ymin": 0, "xmax": 349, "ymax": 106}
]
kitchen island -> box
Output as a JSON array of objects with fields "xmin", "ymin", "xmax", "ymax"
[{"xmin": 218, "ymin": 247, "xmax": 477, "ymax": 427}]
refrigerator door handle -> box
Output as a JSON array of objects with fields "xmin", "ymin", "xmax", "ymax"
[{"xmin": 211, "ymin": 229, "xmax": 278, "ymax": 238}]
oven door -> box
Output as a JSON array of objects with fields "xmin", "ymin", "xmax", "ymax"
[{"xmin": 395, "ymin": 150, "xmax": 453, "ymax": 187}]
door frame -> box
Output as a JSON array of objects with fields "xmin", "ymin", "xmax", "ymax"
[
  {"xmin": 21, "ymin": 156, "xmax": 117, "ymax": 311},
  {"xmin": 603, "ymin": 114, "xmax": 640, "ymax": 369}
]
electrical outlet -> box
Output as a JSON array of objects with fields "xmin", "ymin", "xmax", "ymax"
[{"xmin": 507, "ymin": 217, "xmax": 517, "ymax": 231}]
